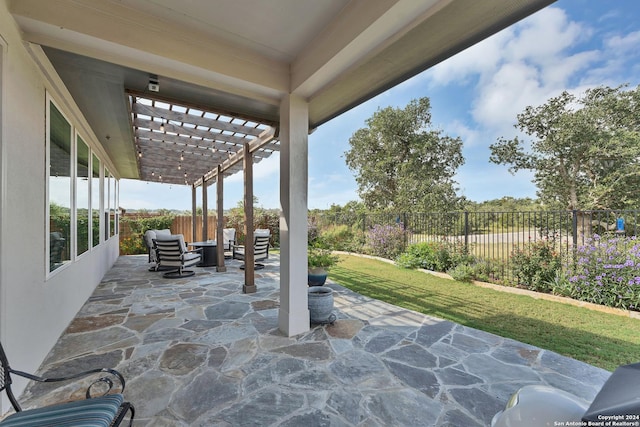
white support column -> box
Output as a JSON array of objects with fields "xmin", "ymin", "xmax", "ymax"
[{"xmin": 278, "ymin": 94, "xmax": 310, "ymax": 336}]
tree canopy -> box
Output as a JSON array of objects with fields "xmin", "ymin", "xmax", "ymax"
[
  {"xmin": 490, "ymin": 85, "xmax": 640, "ymax": 211},
  {"xmin": 344, "ymin": 98, "xmax": 464, "ymax": 213}
]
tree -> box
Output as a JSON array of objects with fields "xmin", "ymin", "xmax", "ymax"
[
  {"xmin": 490, "ymin": 85, "xmax": 640, "ymax": 211},
  {"xmin": 344, "ymin": 98, "xmax": 464, "ymax": 213}
]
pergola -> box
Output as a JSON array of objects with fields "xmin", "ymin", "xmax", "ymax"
[
  {"xmin": 128, "ymin": 91, "xmax": 279, "ymax": 286},
  {"xmin": 8, "ymin": 0, "xmax": 556, "ymax": 336}
]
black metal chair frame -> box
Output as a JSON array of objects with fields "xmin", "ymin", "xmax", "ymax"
[{"xmin": 0, "ymin": 341, "xmax": 134, "ymax": 426}]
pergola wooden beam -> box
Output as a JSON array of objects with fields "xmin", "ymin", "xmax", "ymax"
[
  {"xmin": 129, "ymin": 94, "xmax": 279, "ymax": 185},
  {"xmin": 132, "ymin": 102, "xmax": 265, "ymax": 136},
  {"xmin": 215, "ymin": 165, "xmax": 226, "ymax": 272},
  {"xmin": 242, "ymin": 142, "xmax": 255, "ymax": 294},
  {"xmin": 195, "ymin": 126, "xmax": 276, "ymax": 186}
]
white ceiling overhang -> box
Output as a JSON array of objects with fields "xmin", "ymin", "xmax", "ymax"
[{"xmin": 8, "ymin": 0, "xmax": 555, "ymax": 183}]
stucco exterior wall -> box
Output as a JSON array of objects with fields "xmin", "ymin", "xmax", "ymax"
[{"xmin": 0, "ymin": 1, "xmax": 120, "ymax": 413}]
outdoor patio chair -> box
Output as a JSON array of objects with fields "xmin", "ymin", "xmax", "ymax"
[
  {"xmin": 233, "ymin": 229, "xmax": 270, "ymax": 270},
  {"xmin": 222, "ymin": 228, "xmax": 236, "ymax": 257},
  {"xmin": 143, "ymin": 228, "xmax": 171, "ymax": 271},
  {"xmin": 0, "ymin": 341, "xmax": 134, "ymax": 427},
  {"xmin": 153, "ymin": 234, "xmax": 202, "ymax": 278}
]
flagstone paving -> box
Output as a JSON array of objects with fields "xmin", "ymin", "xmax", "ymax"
[{"xmin": 14, "ymin": 254, "xmax": 610, "ymax": 426}]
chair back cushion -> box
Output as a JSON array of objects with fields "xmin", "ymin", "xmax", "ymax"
[
  {"xmin": 143, "ymin": 229, "xmax": 171, "ymax": 249},
  {"xmin": 254, "ymin": 234, "xmax": 270, "ymax": 261},
  {"xmin": 155, "ymin": 233, "xmax": 187, "ymax": 252},
  {"xmin": 0, "ymin": 394, "xmax": 124, "ymax": 427},
  {"xmin": 154, "ymin": 237, "xmax": 185, "ymax": 267},
  {"xmin": 143, "ymin": 230, "xmax": 156, "ymax": 249},
  {"xmin": 222, "ymin": 228, "xmax": 236, "ymax": 249}
]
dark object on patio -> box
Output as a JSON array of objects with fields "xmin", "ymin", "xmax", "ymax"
[
  {"xmin": 154, "ymin": 234, "xmax": 202, "ymax": 278},
  {"xmin": 143, "ymin": 228, "xmax": 171, "ymax": 271},
  {"xmin": 0, "ymin": 341, "xmax": 134, "ymax": 427},
  {"xmin": 491, "ymin": 361, "xmax": 640, "ymax": 427},
  {"xmin": 234, "ymin": 230, "xmax": 270, "ymax": 270},
  {"xmin": 582, "ymin": 361, "xmax": 640, "ymax": 421}
]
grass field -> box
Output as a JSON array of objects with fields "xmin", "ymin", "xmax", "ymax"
[{"xmin": 329, "ymin": 254, "xmax": 640, "ymax": 371}]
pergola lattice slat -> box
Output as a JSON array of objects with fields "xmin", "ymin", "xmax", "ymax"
[{"xmin": 129, "ymin": 94, "xmax": 278, "ymax": 186}]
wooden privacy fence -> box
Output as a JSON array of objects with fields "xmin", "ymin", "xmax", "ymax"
[
  {"xmin": 172, "ymin": 215, "xmax": 218, "ymax": 242},
  {"xmin": 119, "ymin": 215, "xmax": 218, "ymax": 254}
]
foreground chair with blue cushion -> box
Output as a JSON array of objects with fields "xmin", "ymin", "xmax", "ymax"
[{"xmin": 0, "ymin": 341, "xmax": 134, "ymax": 427}]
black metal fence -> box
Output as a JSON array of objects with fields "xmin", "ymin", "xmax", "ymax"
[{"xmin": 315, "ymin": 209, "xmax": 640, "ymax": 283}]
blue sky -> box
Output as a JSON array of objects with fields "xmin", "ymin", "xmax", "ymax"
[{"xmin": 120, "ymin": 0, "xmax": 640, "ymax": 211}]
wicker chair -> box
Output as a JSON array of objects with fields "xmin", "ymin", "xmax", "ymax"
[{"xmin": 0, "ymin": 341, "xmax": 134, "ymax": 427}]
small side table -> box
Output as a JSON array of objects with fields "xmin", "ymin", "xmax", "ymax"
[{"xmin": 189, "ymin": 241, "xmax": 217, "ymax": 267}]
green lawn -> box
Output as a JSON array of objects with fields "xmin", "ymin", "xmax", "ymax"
[{"xmin": 329, "ymin": 254, "xmax": 640, "ymax": 371}]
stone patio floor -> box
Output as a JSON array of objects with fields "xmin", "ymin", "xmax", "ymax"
[{"xmin": 14, "ymin": 254, "xmax": 610, "ymax": 426}]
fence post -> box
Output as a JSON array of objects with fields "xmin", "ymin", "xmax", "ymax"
[
  {"xmin": 572, "ymin": 210, "xmax": 578, "ymax": 249},
  {"xmin": 464, "ymin": 211, "xmax": 469, "ymax": 253},
  {"xmin": 402, "ymin": 212, "xmax": 408, "ymax": 248}
]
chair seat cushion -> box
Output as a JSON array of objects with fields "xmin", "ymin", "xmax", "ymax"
[
  {"xmin": 183, "ymin": 252, "xmax": 200, "ymax": 262},
  {"xmin": 0, "ymin": 394, "xmax": 124, "ymax": 427}
]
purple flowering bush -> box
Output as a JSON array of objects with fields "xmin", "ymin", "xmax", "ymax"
[
  {"xmin": 561, "ymin": 235, "xmax": 640, "ymax": 310},
  {"xmin": 365, "ymin": 224, "xmax": 407, "ymax": 259}
]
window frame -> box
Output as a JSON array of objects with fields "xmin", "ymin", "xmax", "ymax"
[{"xmin": 46, "ymin": 95, "xmax": 73, "ymax": 276}]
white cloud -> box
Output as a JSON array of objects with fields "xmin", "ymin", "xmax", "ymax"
[
  {"xmin": 447, "ymin": 120, "xmax": 482, "ymax": 148},
  {"xmin": 605, "ymin": 30, "xmax": 640, "ymax": 51},
  {"xmin": 426, "ymin": 28, "xmax": 512, "ymax": 88}
]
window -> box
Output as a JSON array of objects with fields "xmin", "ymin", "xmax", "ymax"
[
  {"xmin": 47, "ymin": 95, "xmax": 119, "ymax": 271},
  {"xmin": 76, "ymin": 135, "xmax": 90, "ymax": 255},
  {"xmin": 91, "ymin": 154, "xmax": 100, "ymax": 247},
  {"xmin": 48, "ymin": 101, "xmax": 72, "ymax": 272}
]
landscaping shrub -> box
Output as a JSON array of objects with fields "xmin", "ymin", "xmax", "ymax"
[
  {"xmin": 448, "ymin": 263, "xmax": 475, "ymax": 282},
  {"xmin": 396, "ymin": 239, "xmax": 473, "ymax": 272},
  {"xmin": 365, "ymin": 223, "xmax": 407, "ymax": 259},
  {"xmin": 510, "ymin": 239, "xmax": 562, "ymax": 292},
  {"xmin": 565, "ymin": 235, "xmax": 640, "ymax": 310},
  {"xmin": 469, "ymin": 258, "xmax": 507, "ymax": 284},
  {"xmin": 227, "ymin": 206, "xmax": 280, "ymax": 247},
  {"xmin": 119, "ymin": 214, "xmax": 175, "ymax": 255},
  {"xmin": 319, "ymin": 224, "xmax": 364, "ymax": 252},
  {"xmin": 396, "ymin": 242, "xmax": 442, "ymax": 270}
]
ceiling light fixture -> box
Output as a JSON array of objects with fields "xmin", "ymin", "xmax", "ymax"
[{"xmin": 148, "ymin": 74, "xmax": 159, "ymax": 92}]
